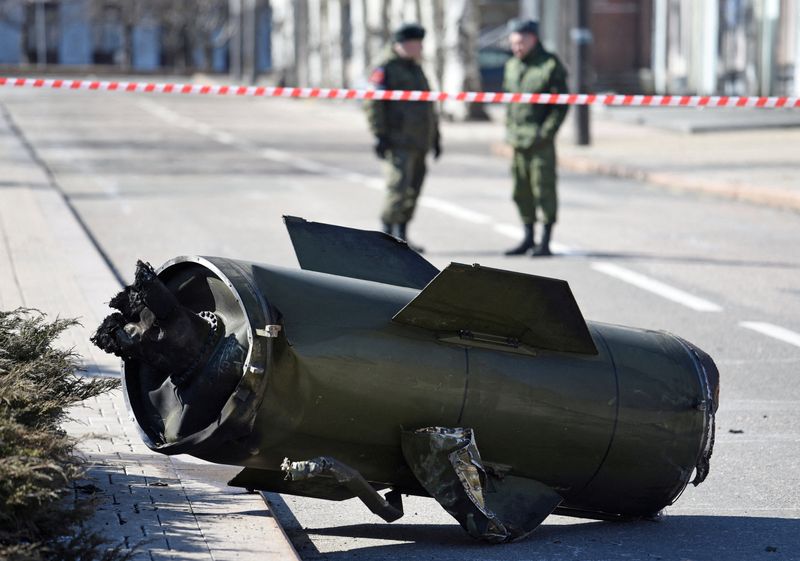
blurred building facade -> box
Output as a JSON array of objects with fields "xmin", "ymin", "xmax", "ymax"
[
  {"xmin": 650, "ymin": 0, "xmax": 799, "ymax": 96},
  {"xmin": 268, "ymin": 0, "xmax": 800, "ymax": 106},
  {"xmin": 269, "ymin": 0, "xmax": 491, "ymax": 118},
  {"xmin": 1, "ymin": 0, "xmax": 798, "ymax": 98},
  {"xmin": 0, "ymin": 0, "xmax": 271, "ymax": 73},
  {"xmin": 519, "ymin": 0, "xmax": 799, "ymax": 96}
]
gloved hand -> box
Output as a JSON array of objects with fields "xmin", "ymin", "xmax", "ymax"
[
  {"xmin": 374, "ymin": 136, "xmax": 389, "ymax": 159},
  {"xmin": 531, "ymin": 130, "xmax": 550, "ymax": 150},
  {"xmin": 432, "ymin": 137, "xmax": 442, "ymax": 160}
]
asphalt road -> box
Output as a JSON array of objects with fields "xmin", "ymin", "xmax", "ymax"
[{"xmin": 2, "ymin": 87, "xmax": 799, "ymax": 561}]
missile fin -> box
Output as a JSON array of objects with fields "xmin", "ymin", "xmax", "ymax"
[
  {"xmin": 283, "ymin": 216, "xmax": 439, "ymax": 289},
  {"xmin": 401, "ymin": 427, "xmax": 562, "ymax": 543},
  {"xmin": 393, "ymin": 263, "xmax": 598, "ymax": 355}
]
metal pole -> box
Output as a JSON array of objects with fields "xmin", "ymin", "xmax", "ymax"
[
  {"xmin": 229, "ymin": 0, "xmax": 243, "ymax": 81},
  {"xmin": 795, "ymin": 0, "xmax": 800, "ymax": 97},
  {"xmin": 295, "ymin": 0, "xmax": 309, "ymax": 87},
  {"xmin": 519, "ymin": 0, "xmax": 540, "ymax": 19},
  {"xmin": 572, "ymin": 0, "xmax": 591, "ymax": 146},
  {"xmin": 35, "ymin": 0, "xmax": 47, "ymax": 68},
  {"xmin": 243, "ymin": 0, "xmax": 257, "ymax": 84},
  {"xmin": 652, "ymin": 0, "xmax": 667, "ymax": 93},
  {"xmin": 700, "ymin": 0, "xmax": 718, "ymax": 95},
  {"xmin": 760, "ymin": 0, "xmax": 779, "ymax": 96}
]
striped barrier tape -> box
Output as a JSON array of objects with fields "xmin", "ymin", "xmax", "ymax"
[{"xmin": 1, "ymin": 76, "xmax": 799, "ymax": 108}]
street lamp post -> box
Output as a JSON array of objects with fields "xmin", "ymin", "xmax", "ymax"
[
  {"xmin": 572, "ymin": 0, "xmax": 591, "ymax": 146},
  {"xmin": 229, "ymin": 0, "xmax": 243, "ymax": 81},
  {"xmin": 242, "ymin": 0, "xmax": 257, "ymax": 84},
  {"xmin": 34, "ymin": 0, "xmax": 47, "ymax": 68}
]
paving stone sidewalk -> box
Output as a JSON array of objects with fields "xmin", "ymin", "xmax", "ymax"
[{"xmin": 0, "ymin": 104, "xmax": 299, "ymax": 561}]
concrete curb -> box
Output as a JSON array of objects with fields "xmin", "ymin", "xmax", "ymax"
[{"xmin": 491, "ymin": 142, "xmax": 800, "ymax": 213}]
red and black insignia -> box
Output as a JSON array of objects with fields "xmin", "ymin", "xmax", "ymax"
[{"xmin": 369, "ymin": 66, "xmax": 386, "ymax": 88}]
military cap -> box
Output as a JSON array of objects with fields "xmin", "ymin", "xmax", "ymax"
[
  {"xmin": 507, "ymin": 18, "xmax": 539, "ymax": 36},
  {"xmin": 393, "ymin": 23, "xmax": 426, "ymax": 43}
]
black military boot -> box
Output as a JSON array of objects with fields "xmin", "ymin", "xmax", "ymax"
[
  {"xmin": 504, "ymin": 223, "xmax": 535, "ymax": 256},
  {"xmin": 397, "ymin": 223, "xmax": 424, "ymax": 254},
  {"xmin": 532, "ymin": 223, "xmax": 554, "ymax": 257}
]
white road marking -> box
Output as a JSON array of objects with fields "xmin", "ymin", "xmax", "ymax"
[
  {"xmin": 493, "ymin": 222, "xmax": 523, "ymax": 239},
  {"xmin": 418, "ymin": 197, "xmax": 491, "ymax": 224},
  {"xmin": 211, "ymin": 131, "xmax": 235, "ymax": 145},
  {"xmin": 739, "ymin": 321, "xmax": 800, "ymax": 348},
  {"xmin": 259, "ymin": 148, "xmax": 293, "ymax": 162},
  {"xmin": 339, "ymin": 171, "xmax": 382, "ymax": 190},
  {"xmin": 188, "ymin": 121, "xmax": 212, "ymax": 135},
  {"xmin": 591, "ymin": 262, "xmax": 723, "ymax": 312},
  {"xmin": 137, "ymin": 99, "xmax": 180, "ymax": 123}
]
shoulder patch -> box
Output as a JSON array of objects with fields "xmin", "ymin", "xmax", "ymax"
[{"xmin": 369, "ymin": 66, "xmax": 386, "ymax": 89}]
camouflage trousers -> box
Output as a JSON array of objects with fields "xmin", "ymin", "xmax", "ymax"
[
  {"xmin": 512, "ymin": 142, "xmax": 558, "ymax": 225},
  {"xmin": 381, "ymin": 148, "xmax": 427, "ymax": 224}
]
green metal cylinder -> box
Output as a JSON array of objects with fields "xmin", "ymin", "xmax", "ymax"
[{"xmin": 123, "ymin": 256, "xmax": 717, "ymax": 520}]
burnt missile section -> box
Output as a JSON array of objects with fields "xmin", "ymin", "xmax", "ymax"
[
  {"xmin": 92, "ymin": 217, "xmax": 719, "ymax": 544},
  {"xmin": 91, "ymin": 260, "xmax": 255, "ymax": 447}
]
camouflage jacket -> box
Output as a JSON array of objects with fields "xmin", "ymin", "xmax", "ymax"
[
  {"xmin": 504, "ymin": 43, "xmax": 569, "ymax": 149},
  {"xmin": 364, "ymin": 47, "xmax": 439, "ymax": 151}
]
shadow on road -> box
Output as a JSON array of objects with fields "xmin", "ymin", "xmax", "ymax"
[
  {"xmin": 430, "ymin": 249, "xmax": 800, "ymax": 270},
  {"xmin": 564, "ymin": 251, "xmax": 800, "ymax": 270},
  {"xmin": 288, "ymin": 514, "xmax": 800, "ymax": 561}
]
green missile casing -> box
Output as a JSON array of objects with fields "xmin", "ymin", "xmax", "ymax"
[{"xmin": 94, "ymin": 217, "xmax": 718, "ymax": 543}]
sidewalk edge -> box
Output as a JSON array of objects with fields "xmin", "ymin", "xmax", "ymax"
[
  {"xmin": 491, "ymin": 142, "xmax": 800, "ymax": 213},
  {"xmin": 260, "ymin": 493, "xmax": 305, "ymax": 561}
]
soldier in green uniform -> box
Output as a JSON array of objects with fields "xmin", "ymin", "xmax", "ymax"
[
  {"xmin": 364, "ymin": 23, "xmax": 441, "ymax": 253},
  {"xmin": 503, "ymin": 19, "xmax": 569, "ymax": 257}
]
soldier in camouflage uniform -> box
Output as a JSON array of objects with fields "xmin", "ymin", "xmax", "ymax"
[
  {"xmin": 364, "ymin": 23, "xmax": 441, "ymax": 253},
  {"xmin": 503, "ymin": 19, "xmax": 569, "ymax": 257}
]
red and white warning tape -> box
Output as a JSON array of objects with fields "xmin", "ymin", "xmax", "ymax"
[{"xmin": 2, "ymin": 76, "xmax": 799, "ymax": 108}]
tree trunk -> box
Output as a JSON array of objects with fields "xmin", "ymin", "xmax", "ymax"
[
  {"xmin": 439, "ymin": 0, "xmax": 488, "ymax": 120},
  {"xmin": 204, "ymin": 43, "xmax": 214, "ymax": 72},
  {"xmin": 19, "ymin": 17, "xmax": 30, "ymax": 64},
  {"xmin": 380, "ymin": 0, "xmax": 390, "ymax": 42},
  {"xmin": 121, "ymin": 23, "xmax": 134, "ymax": 71},
  {"xmin": 461, "ymin": 0, "xmax": 489, "ymax": 120},
  {"xmin": 182, "ymin": 26, "xmax": 193, "ymax": 72}
]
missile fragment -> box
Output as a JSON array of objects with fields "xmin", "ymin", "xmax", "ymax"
[{"xmin": 92, "ymin": 217, "xmax": 718, "ymax": 543}]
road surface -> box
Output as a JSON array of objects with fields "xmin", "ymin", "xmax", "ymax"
[{"xmin": 2, "ymin": 87, "xmax": 798, "ymax": 561}]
